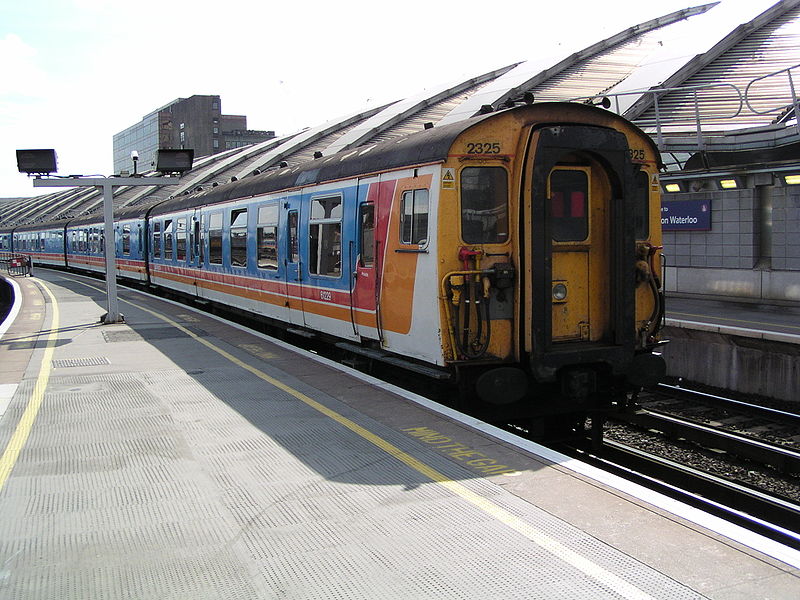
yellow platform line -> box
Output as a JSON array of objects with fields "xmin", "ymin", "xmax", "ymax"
[
  {"xmin": 0, "ymin": 280, "xmax": 59, "ymax": 491},
  {"xmin": 70, "ymin": 277, "xmax": 657, "ymax": 600}
]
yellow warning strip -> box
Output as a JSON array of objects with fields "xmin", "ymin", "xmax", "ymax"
[
  {"xmin": 67, "ymin": 278, "xmax": 656, "ymax": 600},
  {"xmin": 0, "ymin": 281, "xmax": 59, "ymax": 491}
]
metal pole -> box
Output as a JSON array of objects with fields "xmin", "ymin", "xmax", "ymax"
[
  {"xmin": 101, "ymin": 182, "xmax": 121, "ymax": 323},
  {"xmin": 32, "ymin": 176, "xmax": 178, "ymax": 324}
]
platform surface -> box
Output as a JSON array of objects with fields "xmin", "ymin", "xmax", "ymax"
[{"xmin": 1, "ymin": 270, "xmax": 799, "ymax": 599}]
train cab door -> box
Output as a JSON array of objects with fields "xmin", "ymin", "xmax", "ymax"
[
  {"xmin": 524, "ymin": 125, "xmax": 636, "ymax": 376},
  {"xmin": 283, "ymin": 196, "xmax": 306, "ymax": 326},
  {"xmin": 350, "ymin": 177, "xmax": 382, "ymax": 340}
]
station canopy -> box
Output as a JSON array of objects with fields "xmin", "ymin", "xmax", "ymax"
[{"xmin": 3, "ymin": 0, "xmax": 800, "ymax": 227}]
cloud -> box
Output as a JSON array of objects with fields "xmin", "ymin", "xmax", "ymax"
[{"xmin": 0, "ymin": 34, "xmax": 50, "ymax": 100}]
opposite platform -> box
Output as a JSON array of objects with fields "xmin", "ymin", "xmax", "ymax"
[{"xmin": 1, "ymin": 270, "xmax": 799, "ymax": 599}]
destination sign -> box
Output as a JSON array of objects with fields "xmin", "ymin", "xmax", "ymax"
[{"xmin": 661, "ymin": 198, "xmax": 711, "ymax": 231}]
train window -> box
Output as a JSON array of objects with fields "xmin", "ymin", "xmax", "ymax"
[
  {"xmin": 635, "ymin": 171, "xmax": 650, "ymax": 239},
  {"xmin": 359, "ymin": 202, "xmax": 374, "ymax": 267},
  {"xmin": 164, "ymin": 219, "xmax": 174, "ymax": 260},
  {"xmin": 549, "ymin": 169, "xmax": 589, "ymax": 242},
  {"xmin": 209, "ymin": 212, "xmax": 223, "ymax": 264},
  {"xmin": 257, "ymin": 204, "xmax": 279, "ymax": 270},
  {"xmin": 287, "ymin": 211, "xmax": 299, "ymax": 263},
  {"xmin": 400, "ymin": 189, "xmax": 428, "ymax": 245},
  {"xmin": 152, "ymin": 222, "xmax": 162, "ymax": 258},
  {"xmin": 309, "ymin": 196, "xmax": 342, "ymax": 277},
  {"xmin": 122, "ymin": 225, "xmax": 131, "ymax": 256},
  {"xmin": 460, "ymin": 167, "xmax": 509, "ymax": 244},
  {"xmin": 230, "ymin": 209, "xmax": 248, "ymax": 268},
  {"xmin": 176, "ymin": 218, "xmax": 187, "ymax": 261},
  {"xmin": 195, "ymin": 218, "xmax": 203, "ymax": 265}
]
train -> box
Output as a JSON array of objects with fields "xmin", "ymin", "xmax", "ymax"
[{"xmin": 1, "ymin": 102, "xmax": 667, "ymax": 438}]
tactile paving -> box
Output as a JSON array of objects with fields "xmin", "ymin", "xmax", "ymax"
[{"xmin": 0, "ymin": 280, "xmax": 721, "ymax": 599}]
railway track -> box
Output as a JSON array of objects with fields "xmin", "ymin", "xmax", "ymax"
[
  {"xmin": 652, "ymin": 383, "xmax": 800, "ymax": 428},
  {"xmin": 570, "ymin": 384, "xmax": 800, "ymax": 549},
  {"xmin": 612, "ymin": 406, "xmax": 800, "ymax": 476},
  {"xmin": 563, "ymin": 438, "xmax": 800, "ymax": 551}
]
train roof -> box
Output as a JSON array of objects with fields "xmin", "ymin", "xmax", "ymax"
[
  {"xmin": 150, "ymin": 103, "xmax": 656, "ymax": 216},
  {"xmin": 149, "ymin": 111, "xmax": 494, "ymax": 215}
]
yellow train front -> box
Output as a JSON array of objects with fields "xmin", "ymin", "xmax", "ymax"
[{"xmin": 433, "ymin": 103, "xmax": 665, "ymax": 433}]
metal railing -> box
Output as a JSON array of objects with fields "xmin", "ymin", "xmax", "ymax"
[
  {"xmin": 744, "ymin": 63, "xmax": 800, "ymax": 136},
  {"xmin": 568, "ymin": 63, "xmax": 800, "ymax": 152},
  {"xmin": 573, "ymin": 83, "xmax": 744, "ymax": 151},
  {"xmin": 0, "ymin": 252, "xmax": 32, "ymax": 277}
]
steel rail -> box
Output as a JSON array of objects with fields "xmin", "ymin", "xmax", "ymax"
[
  {"xmin": 615, "ymin": 408, "xmax": 800, "ymax": 475},
  {"xmin": 568, "ymin": 440, "xmax": 800, "ymax": 550},
  {"xmin": 654, "ymin": 383, "xmax": 800, "ymax": 427}
]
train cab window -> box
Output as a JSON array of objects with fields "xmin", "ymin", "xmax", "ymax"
[
  {"xmin": 635, "ymin": 171, "xmax": 650, "ymax": 240},
  {"xmin": 176, "ymin": 218, "xmax": 187, "ymax": 261},
  {"xmin": 122, "ymin": 224, "xmax": 131, "ymax": 256},
  {"xmin": 359, "ymin": 202, "xmax": 374, "ymax": 267},
  {"xmin": 153, "ymin": 222, "xmax": 162, "ymax": 258},
  {"xmin": 257, "ymin": 204, "xmax": 279, "ymax": 270},
  {"xmin": 460, "ymin": 167, "xmax": 509, "ymax": 244},
  {"xmin": 164, "ymin": 219, "xmax": 174, "ymax": 260},
  {"xmin": 400, "ymin": 189, "xmax": 428, "ymax": 245},
  {"xmin": 309, "ymin": 195, "xmax": 342, "ymax": 277},
  {"xmin": 209, "ymin": 212, "xmax": 223, "ymax": 265},
  {"xmin": 230, "ymin": 209, "xmax": 248, "ymax": 267},
  {"xmin": 549, "ymin": 169, "xmax": 589, "ymax": 242}
]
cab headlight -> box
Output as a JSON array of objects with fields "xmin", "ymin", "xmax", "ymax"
[{"xmin": 552, "ymin": 283, "xmax": 568, "ymax": 301}]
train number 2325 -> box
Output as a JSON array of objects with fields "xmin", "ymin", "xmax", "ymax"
[
  {"xmin": 629, "ymin": 148, "xmax": 646, "ymax": 161},
  {"xmin": 466, "ymin": 142, "xmax": 501, "ymax": 154}
]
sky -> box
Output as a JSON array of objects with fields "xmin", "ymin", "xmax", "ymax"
[{"xmin": 0, "ymin": 0, "xmax": 734, "ymax": 199}]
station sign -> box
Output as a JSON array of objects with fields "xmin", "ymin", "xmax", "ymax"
[{"xmin": 660, "ymin": 198, "xmax": 711, "ymax": 231}]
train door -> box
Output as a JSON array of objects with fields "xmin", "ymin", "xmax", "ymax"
[
  {"xmin": 283, "ymin": 196, "xmax": 305, "ymax": 326},
  {"xmin": 350, "ymin": 177, "xmax": 381, "ymax": 340},
  {"xmin": 548, "ymin": 166, "xmax": 610, "ymax": 342},
  {"xmin": 524, "ymin": 125, "xmax": 635, "ymax": 377}
]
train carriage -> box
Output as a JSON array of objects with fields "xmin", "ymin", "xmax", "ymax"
[
  {"xmin": 9, "ymin": 222, "xmax": 68, "ymax": 268},
  {"xmin": 8, "ymin": 102, "xmax": 666, "ymax": 434},
  {"xmin": 64, "ymin": 215, "xmax": 107, "ymax": 274},
  {"xmin": 113, "ymin": 207, "xmax": 149, "ymax": 282}
]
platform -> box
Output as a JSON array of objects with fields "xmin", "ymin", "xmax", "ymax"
[{"xmin": 1, "ymin": 270, "xmax": 799, "ymax": 599}]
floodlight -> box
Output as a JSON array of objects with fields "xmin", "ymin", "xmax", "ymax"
[
  {"xmin": 717, "ymin": 176, "xmax": 743, "ymax": 190},
  {"xmin": 664, "ymin": 183, "xmax": 683, "ymax": 193},
  {"xmin": 784, "ymin": 174, "xmax": 800, "ymax": 185},
  {"xmin": 16, "ymin": 149, "xmax": 57, "ymax": 175},
  {"xmin": 155, "ymin": 149, "xmax": 194, "ymax": 174}
]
